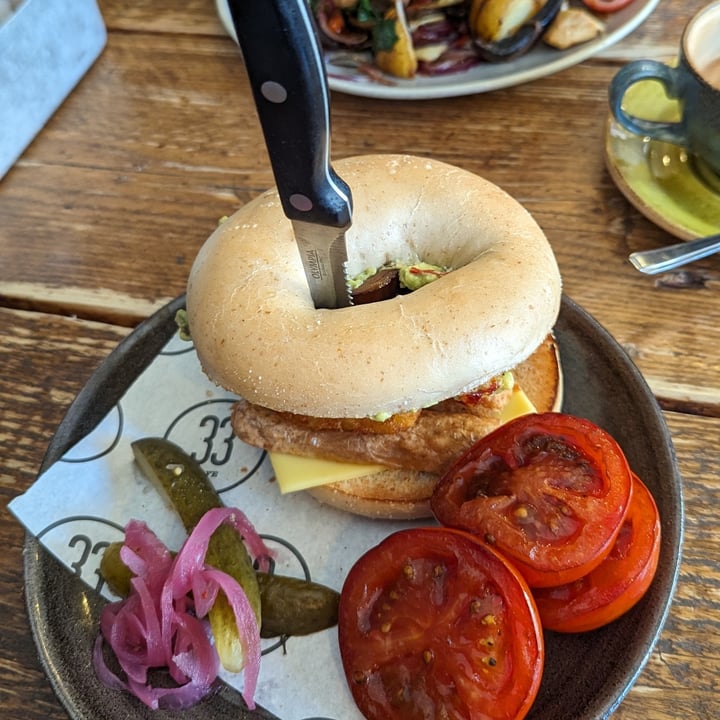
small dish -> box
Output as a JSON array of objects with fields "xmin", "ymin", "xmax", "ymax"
[
  {"xmin": 604, "ymin": 78, "xmax": 720, "ymax": 240},
  {"xmin": 215, "ymin": 0, "xmax": 660, "ymax": 100}
]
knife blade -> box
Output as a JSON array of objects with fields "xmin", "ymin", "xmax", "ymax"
[{"xmin": 225, "ymin": 0, "xmax": 353, "ymax": 309}]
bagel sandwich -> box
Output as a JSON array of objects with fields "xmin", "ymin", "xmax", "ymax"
[{"xmin": 186, "ymin": 155, "xmax": 563, "ymax": 519}]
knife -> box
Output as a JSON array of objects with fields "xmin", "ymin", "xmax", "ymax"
[{"xmin": 225, "ymin": 0, "xmax": 353, "ymax": 309}]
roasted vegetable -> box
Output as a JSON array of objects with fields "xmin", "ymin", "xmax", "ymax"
[
  {"xmin": 100, "ymin": 543, "xmax": 340, "ymax": 639},
  {"xmin": 543, "ymin": 6, "xmax": 604, "ymax": 50},
  {"xmin": 470, "ymin": 0, "xmax": 564, "ymax": 61},
  {"xmin": 374, "ymin": 0, "xmax": 417, "ymax": 78},
  {"xmin": 315, "ymin": 0, "xmax": 371, "ymax": 47},
  {"xmin": 470, "ymin": 0, "xmax": 546, "ymax": 43},
  {"xmin": 316, "ymin": 0, "xmax": 612, "ymax": 77}
]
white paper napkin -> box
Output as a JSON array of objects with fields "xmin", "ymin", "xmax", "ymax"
[{"xmin": 9, "ymin": 331, "xmax": 417, "ymax": 720}]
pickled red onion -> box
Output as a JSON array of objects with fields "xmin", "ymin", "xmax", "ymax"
[{"xmin": 93, "ymin": 507, "xmax": 271, "ymax": 710}]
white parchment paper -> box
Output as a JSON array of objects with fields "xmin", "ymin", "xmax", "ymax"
[{"xmin": 9, "ymin": 331, "xmax": 417, "ymax": 720}]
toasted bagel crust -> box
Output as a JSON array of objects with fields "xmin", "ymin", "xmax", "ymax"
[
  {"xmin": 187, "ymin": 154, "xmax": 561, "ymax": 418},
  {"xmin": 307, "ymin": 468, "xmax": 439, "ymax": 520}
]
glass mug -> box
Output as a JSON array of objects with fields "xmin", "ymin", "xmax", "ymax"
[{"xmin": 608, "ymin": 0, "xmax": 720, "ymax": 177}]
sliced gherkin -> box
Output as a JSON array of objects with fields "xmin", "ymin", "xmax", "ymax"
[
  {"xmin": 108, "ymin": 437, "xmax": 339, "ymax": 656},
  {"xmin": 131, "ymin": 436, "xmax": 261, "ymax": 673},
  {"xmin": 100, "ymin": 543, "xmax": 339, "ymax": 640}
]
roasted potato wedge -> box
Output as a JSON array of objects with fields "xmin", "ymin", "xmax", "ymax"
[
  {"xmin": 471, "ymin": 0, "xmax": 546, "ymax": 43},
  {"xmin": 543, "ymin": 7, "xmax": 604, "ymax": 50},
  {"xmin": 375, "ymin": 0, "xmax": 418, "ymax": 78}
]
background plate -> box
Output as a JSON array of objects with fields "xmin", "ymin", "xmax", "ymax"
[
  {"xmin": 216, "ymin": 0, "xmax": 660, "ymax": 100},
  {"xmin": 24, "ymin": 294, "xmax": 683, "ymax": 720}
]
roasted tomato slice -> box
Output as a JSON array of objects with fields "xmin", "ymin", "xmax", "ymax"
[
  {"xmin": 338, "ymin": 527, "xmax": 544, "ymax": 720},
  {"xmin": 533, "ymin": 473, "xmax": 661, "ymax": 632},
  {"xmin": 431, "ymin": 413, "xmax": 633, "ymax": 588}
]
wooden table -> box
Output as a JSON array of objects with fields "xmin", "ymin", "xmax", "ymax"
[{"xmin": 1, "ymin": 1, "xmax": 718, "ymax": 718}]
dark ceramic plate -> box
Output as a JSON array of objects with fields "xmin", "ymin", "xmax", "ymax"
[{"xmin": 24, "ymin": 294, "xmax": 683, "ymax": 720}]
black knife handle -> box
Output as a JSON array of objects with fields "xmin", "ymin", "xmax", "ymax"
[{"xmin": 226, "ymin": 0, "xmax": 352, "ymax": 229}]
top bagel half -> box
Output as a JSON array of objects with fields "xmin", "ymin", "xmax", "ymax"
[{"xmin": 186, "ymin": 154, "xmax": 561, "ymax": 418}]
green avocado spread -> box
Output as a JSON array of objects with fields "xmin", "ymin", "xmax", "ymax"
[{"xmin": 350, "ymin": 261, "xmax": 449, "ymax": 291}]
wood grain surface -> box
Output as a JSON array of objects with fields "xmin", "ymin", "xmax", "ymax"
[{"xmin": 1, "ymin": 0, "xmax": 719, "ymax": 718}]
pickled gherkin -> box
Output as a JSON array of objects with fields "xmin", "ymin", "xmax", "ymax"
[
  {"xmin": 99, "ymin": 541, "xmax": 133, "ymax": 598},
  {"xmin": 100, "ymin": 543, "xmax": 339, "ymax": 639},
  {"xmin": 118, "ymin": 437, "xmax": 338, "ymax": 654},
  {"xmin": 254, "ymin": 572, "xmax": 339, "ymax": 638},
  {"xmin": 131, "ymin": 437, "xmax": 261, "ymax": 673}
]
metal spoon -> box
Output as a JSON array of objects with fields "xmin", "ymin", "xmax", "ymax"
[{"xmin": 629, "ymin": 233, "xmax": 720, "ymax": 274}]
